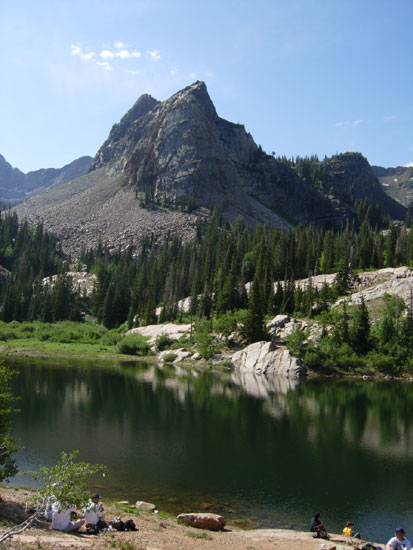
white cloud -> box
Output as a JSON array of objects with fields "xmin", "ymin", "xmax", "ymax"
[
  {"xmin": 96, "ymin": 61, "xmax": 113, "ymax": 71},
  {"xmin": 114, "ymin": 42, "xmax": 124, "ymax": 49},
  {"xmin": 334, "ymin": 119, "xmax": 362, "ymax": 128},
  {"xmin": 147, "ymin": 49, "xmax": 161, "ymax": 62},
  {"xmin": 115, "ymin": 49, "xmax": 141, "ymax": 59},
  {"xmin": 127, "ymin": 70, "xmax": 138, "ymax": 75},
  {"xmin": 170, "ymin": 68, "xmax": 179, "ymax": 75},
  {"xmin": 404, "ymin": 162, "xmax": 413, "ymax": 167},
  {"xmin": 100, "ymin": 50, "xmax": 115, "ymax": 59},
  {"xmin": 80, "ymin": 52, "xmax": 95, "ymax": 61},
  {"xmin": 188, "ymin": 72, "xmax": 197, "ymax": 79},
  {"xmin": 71, "ymin": 45, "xmax": 82, "ymax": 55},
  {"xmin": 384, "ymin": 115, "xmax": 397, "ymax": 121}
]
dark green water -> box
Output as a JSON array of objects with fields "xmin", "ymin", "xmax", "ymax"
[{"xmin": 6, "ymin": 356, "xmax": 413, "ymax": 542}]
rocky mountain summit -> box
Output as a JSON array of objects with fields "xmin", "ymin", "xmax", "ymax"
[
  {"xmin": 0, "ymin": 154, "xmax": 92, "ymax": 201},
  {"xmin": 90, "ymin": 81, "xmax": 339, "ymax": 226},
  {"xmin": 13, "ymin": 82, "xmax": 405, "ymax": 256}
]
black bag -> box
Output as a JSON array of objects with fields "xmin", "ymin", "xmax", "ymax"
[
  {"xmin": 84, "ymin": 523, "xmax": 99, "ymax": 535},
  {"xmin": 112, "ymin": 520, "xmax": 125, "ymax": 531},
  {"xmin": 125, "ymin": 519, "xmax": 138, "ymax": 531}
]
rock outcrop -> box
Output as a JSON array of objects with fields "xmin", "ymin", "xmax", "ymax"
[
  {"xmin": 127, "ymin": 323, "xmax": 191, "ymax": 345},
  {"xmin": 177, "ymin": 512, "xmax": 226, "ymax": 531},
  {"xmin": 373, "ymin": 164, "xmax": 413, "ymax": 207},
  {"xmin": 231, "ymin": 341, "xmax": 307, "ymax": 377}
]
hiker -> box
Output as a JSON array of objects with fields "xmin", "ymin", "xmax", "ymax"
[
  {"xmin": 343, "ymin": 521, "xmax": 354, "ymax": 536},
  {"xmin": 310, "ymin": 512, "xmax": 329, "ymax": 539},
  {"xmin": 83, "ymin": 493, "xmax": 107, "ymax": 529},
  {"xmin": 51, "ymin": 500, "xmax": 85, "ymax": 532},
  {"xmin": 386, "ymin": 527, "xmax": 412, "ymax": 549}
]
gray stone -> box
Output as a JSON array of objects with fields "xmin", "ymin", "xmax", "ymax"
[
  {"xmin": 232, "ymin": 341, "xmax": 306, "ymax": 378},
  {"xmin": 135, "ymin": 501, "xmax": 156, "ymax": 511}
]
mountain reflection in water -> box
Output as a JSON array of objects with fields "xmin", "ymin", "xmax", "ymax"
[{"xmin": 7, "ymin": 356, "xmax": 413, "ymax": 542}]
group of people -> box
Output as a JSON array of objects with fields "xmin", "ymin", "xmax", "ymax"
[
  {"xmin": 310, "ymin": 513, "xmax": 411, "ymax": 550},
  {"xmin": 46, "ymin": 493, "xmax": 133, "ymax": 534}
]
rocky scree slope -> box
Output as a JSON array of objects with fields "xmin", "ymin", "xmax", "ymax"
[
  {"xmin": 13, "ymin": 169, "xmax": 201, "ymax": 258},
  {"xmin": 0, "ymin": 154, "xmax": 92, "ymax": 201}
]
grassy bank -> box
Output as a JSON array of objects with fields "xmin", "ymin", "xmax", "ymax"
[{"xmin": 0, "ymin": 320, "xmax": 152, "ymax": 360}]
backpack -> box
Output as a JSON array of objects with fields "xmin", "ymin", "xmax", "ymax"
[{"xmin": 125, "ymin": 519, "xmax": 138, "ymax": 531}]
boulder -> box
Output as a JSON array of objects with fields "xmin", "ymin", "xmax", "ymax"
[
  {"xmin": 266, "ymin": 314, "xmax": 290, "ymax": 331},
  {"xmin": 177, "ymin": 512, "xmax": 226, "ymax": 531},
  {"xmin": 231, "ymin": 341, "xmax": 306, "ymax": 378},
  {"xmin": 135, "ymin": 501, "xmax": 156, "ymax": 511}
]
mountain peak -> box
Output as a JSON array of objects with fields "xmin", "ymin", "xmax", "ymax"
[{"xmin": 167, "ymin": 81, "xmax": 217, "ymax": 119}]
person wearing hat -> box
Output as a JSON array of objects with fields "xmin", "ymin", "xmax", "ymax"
[
  {"xmin": 386, "ymin": 527, "xmax": 412, "ymax": 549},
  {"xmin": 83, "ymin": 493, "xmax": 106, "ymax": 528}
]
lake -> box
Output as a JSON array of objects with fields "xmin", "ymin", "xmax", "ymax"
[{"xmin": 7, "ymin": 356, "xmax": 413, "ymax": 542}]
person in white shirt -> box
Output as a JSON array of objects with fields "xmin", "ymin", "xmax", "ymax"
[
  {"xmin": 387, "ymin": 527, "xmax": 412, "ymax": 550},
  {"xmin": 83, "ymin": 493, "xmax": 106, "ymax": 527},
  {"xmin": 51, "ymin": 500, "xmax": 85, "ymax": 532}
]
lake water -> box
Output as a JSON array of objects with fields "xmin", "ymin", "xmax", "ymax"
[{"xmin": 6, "ymin": 356, "xmax": 413, "ymax": 542}]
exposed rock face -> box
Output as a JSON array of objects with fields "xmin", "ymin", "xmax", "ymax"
[
  {"xmin": 321, "ymin": 153, "xmax": 405, "ymax": 220},
  {"xmin": 128, "ymin": 323, "xmax": 191, "ymax": 345},
  {"xmin": 0, "ymin": 154, "xmax": 25, "ymax": 199},
  {"xmin": 0, "ymin": 154, "xmax": 92, "ymax": 201},
  {"xmin": 372, "ymin": 164, "xmax": 413, "ymax": 207},
  {"xmin": 89, "ymin": 81, "xmax": 337, "ymax": 227},
  {"xmin": 177, "ymin": 513, "xmax": 226, "ymax": 531},
  {"xmin": 231, "ymin": 341, "xmax": 307, "ymax": 377}
]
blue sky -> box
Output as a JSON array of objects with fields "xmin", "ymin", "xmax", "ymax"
[{"xmin": 1, "ymin": 0, "xmax": 412, "ymax": 172}]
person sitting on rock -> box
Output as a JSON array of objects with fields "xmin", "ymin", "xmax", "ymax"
[
  {"xmin": 51, "ymin": 500, "xmax": 85, "ymax": 532},
  {"xmin": 343, "ymin": 521, "xmax": 354, "ymax": 536},
  {"xmin": 310, "ymin": 512, "xmax": 329, "ymax": 539},
  {"xmin": 83, "ymin": 493, "xmax": 107, "ymax": 530}
]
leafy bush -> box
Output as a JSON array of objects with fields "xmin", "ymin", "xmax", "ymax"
[
  {"xmin": 116, "ymin": 333, "xmax": 151, "ymax": 356},
  {"xmin": 162, "ymin": 352, "xmax": 178, "ymax": 363},
  {"xmin": 0, "ymin": 329, "xmax": 19, "ymax": 341},
  {"xmin": 155, "ymin": 333, "xmax": 174, "ymax": 351},
  {"xmin": 100, "ymin": 330, "xmax": 123, "ymax": 346},
  {"xmin": 194, "ymin": 319, "xmax": 215, "ymax": 359}
]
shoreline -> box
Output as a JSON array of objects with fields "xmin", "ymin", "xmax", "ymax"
[
  {"xmin": 2, "ymin": 342, "xmax": 413, "ymax": 382},
  {"xmin": 0, "ymin": 487, "xmax": 383, "ymax": 550}
]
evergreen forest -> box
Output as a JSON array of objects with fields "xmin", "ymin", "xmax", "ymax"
[{"xmin": 1, "ymin": 206, "xmax": 413, "ymax": 372}]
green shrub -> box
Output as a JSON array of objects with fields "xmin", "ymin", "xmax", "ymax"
[
  {"xmin": 155, "ymin": 333, "xmax": 174, "ymax": 351},
  {"xmin": 162, "ymin": 352, "xmax": 178, "ymax": 363},
  {"xmin": 100, "ymin": 330, "xmax": 123, "ymax": 346},
  {"xmin": 0, "ymin": 329, "xmax": 18, "ymax": 341},
  {"xmin": 116, "ymin": 333, "xmax": 151, "ymax": 356}
]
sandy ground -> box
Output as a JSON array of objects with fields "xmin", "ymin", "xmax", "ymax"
[{"xmin": 0, "ymin": 487, "xmax": 383, "ymax": 550}]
